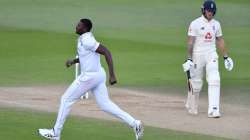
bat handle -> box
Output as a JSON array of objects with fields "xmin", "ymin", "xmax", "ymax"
[
  {"xmin": 186, "ymin": 70, "xmax": 192, "ymax": 92},
  {"xmin": 186, "ymin": 70, "xmax": 191, "ymax": 80}
]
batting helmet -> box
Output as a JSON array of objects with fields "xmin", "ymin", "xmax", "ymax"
[{"xmin": 201, "ymin": 0, "xmax": 217, "ymax": 16}]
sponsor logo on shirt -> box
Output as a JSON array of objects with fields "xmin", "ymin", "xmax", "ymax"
[{"xmin": 204, "ymin": 32, "xmax": 212, "ymax": 42}]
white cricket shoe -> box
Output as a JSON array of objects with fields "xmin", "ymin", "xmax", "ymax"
[
  {"xmin": 185, "ymin": 103, "xmax": 198, "ymax": 115},
  {"xmin": 208, "ymin": 111, "xmax": 221, "ymax": 118},
  {"xmin": 185, "ymin": 102, "xmax": 190, "ymax": 110},
  {"xmin": 38, "ymin": 128, "xmax": 60, "ymax": 140},
  {"xmin": 188, "ymin": 109, "xmax": 198, "ymax": 115},
  {"xmin": 133, "ymin": 120, "xmax": 144, "ymax": 140}
]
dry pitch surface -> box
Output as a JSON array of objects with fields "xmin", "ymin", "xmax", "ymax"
[{"xmin": 0, "ymin": 86, "xmax": 249, "ymax": 140}]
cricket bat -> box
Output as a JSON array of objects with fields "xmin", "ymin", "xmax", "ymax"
[
  {"xmin": 185, "ymin": 70, "xmax": 197, "ymax": 114},
  {"xmin": 186, "ymin": 70, "xmax": 193, "ymax": 94}
]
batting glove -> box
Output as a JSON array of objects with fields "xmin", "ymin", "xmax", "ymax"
[
  {"xmin": 182, "ymin": 59, "xmax": 194, "ymax": 72},
  {"xmin": 224, "ymin": 56, "xmax": 234, "ymax": 71}
]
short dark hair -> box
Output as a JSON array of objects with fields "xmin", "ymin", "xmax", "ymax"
[{"xmin": 80, "ymin": 18, "xmax": 92, "ymax": 32}]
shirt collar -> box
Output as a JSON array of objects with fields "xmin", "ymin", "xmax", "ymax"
[
  {"xmin": 201, "ymin": 15, "xmax": 213, "ymax": 23},
  {"xmin": 80, "ymin": 32, "xmax": 91, "ymax": 37}
]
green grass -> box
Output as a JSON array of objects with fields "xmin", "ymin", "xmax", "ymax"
[
  {"xmin": 0, "ymin": 28, "xmax": 76, "ymax": 85},
  {"xmin": 0, "ymin": 0, "xmax": 250, "ymax": 87},
  {"xmin": 0, "ymin": 27, "xmax": 187, "ymax": 86},
  {"xmin": 0, "ymin": 107, "xmax": 231, "ymax": 140},
  {"xmin": 0, "ymin": 1, "xmax": 249, "ymax": 139}
]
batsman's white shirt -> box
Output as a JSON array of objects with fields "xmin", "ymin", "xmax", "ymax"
[
  {"xmin": 188, "ymin": 15, "xmax": 222, "ymax": 53},
  {"xmin": 77, "ymin": 32, "xmax": 101, "ymax": 73}
]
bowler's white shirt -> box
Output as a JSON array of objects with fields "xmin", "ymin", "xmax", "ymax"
[
  {"xmin": 188, "ymin": 15, "xmax": 222, "ymax": 53},
  {"xmin": 77, "ymin": 32, "xmax": 101, "ymax": 73}
]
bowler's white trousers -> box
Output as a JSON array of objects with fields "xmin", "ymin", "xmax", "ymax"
[{"xmin": 53, "ymin": 68, "xmax": 136, "ymax": 136}]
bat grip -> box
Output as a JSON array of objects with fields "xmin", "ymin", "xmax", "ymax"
[
  {"xmin": 186, "ymin": 70, "xmax": 191, "ymax": 80},
  {"xmin": 186, "ymin": 70, "xmax": 192, "ymax": 92}
]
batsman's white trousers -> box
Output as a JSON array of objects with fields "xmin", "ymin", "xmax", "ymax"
[
  {"xmin": 53, "ymin": 68, "xmax": 136, "ymax": 136},
  {"xmin": 190, "ymin": 51, "xmax": 220, "ymax": 114}
]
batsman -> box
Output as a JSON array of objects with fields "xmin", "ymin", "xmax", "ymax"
[{"xmin": 182, "ymin": 0, "xmax": 234, "ymax": 118}]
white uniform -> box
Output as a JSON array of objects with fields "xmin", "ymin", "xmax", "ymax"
[
  {"xmin": 53, "ymin": 32, "xmax": 136, "ymax": 136},
  {"xmin": 188, "ymin": 15, "xmax": 222, "ymax": 114}
]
